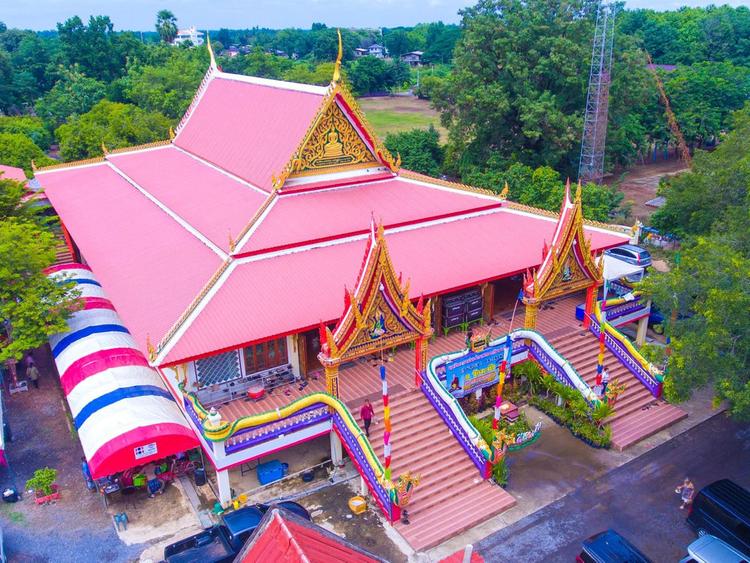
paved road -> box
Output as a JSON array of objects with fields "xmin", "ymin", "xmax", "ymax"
[{"xmin": 476, "ymin": 413, "xmax": 750, "ymax": 562}]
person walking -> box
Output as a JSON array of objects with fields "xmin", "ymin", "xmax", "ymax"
[
  {"xmin": 360, "ymin": 399, "xmax": 375, "ymax": 439},
  {"xmin": 27, "ymin": 363, "xmax": 40, "ymax": 389},
  {"xmin": 675, "ymin": 477, "xmax": 695, "ymax": 509},
  {"xmin": 81, "ymin": 456, "xmax": 96, "ymax": 491}
]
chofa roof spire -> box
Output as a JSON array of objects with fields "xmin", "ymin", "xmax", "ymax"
[
  {"xmin": 206, "ymin": 32, "xmax": 217, "ymax": 71},
  {"xmin": 332, "ymin": 29, "xmax": 343, "ymax": 84}
]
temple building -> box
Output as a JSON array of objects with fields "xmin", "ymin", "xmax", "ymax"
[{"xmin": 36, "ymin": 38, "xmax": 639, "ymax": 549}]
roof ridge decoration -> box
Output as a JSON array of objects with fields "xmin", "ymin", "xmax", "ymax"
[
  {"xmin": 318, "ymin": 219, "xmax": 432, "ymax": 366},
  {"xmin": 173, "ymin": 37, "xmax": 219, "ymax": 139},
  {"xmin": 400, "ymin": 169, "xmax": 503, "ymax": 199},
  {"xmin": 271, "ymin": 31, "xmax": 401, "ymax": 191},
  {"xmin": 35, "ymin": 138, "xmax": 173, "ymax": 173},
  {"xmin": 522, "ymin": 179, "xmax": 603, "ymax": 303}
]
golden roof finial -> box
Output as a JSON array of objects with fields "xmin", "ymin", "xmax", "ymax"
[
  {"xmin": 206, "ymin": 32, "xmax": 217, "ymax": 71},
  {"xmin": 500, "ymin": 181, "xmax": 509, "ymax": 199},
  {"xmin": 101, "ymin": 141, "xmax": 109, "ymax": 156},
  {"xmin": 169, "ymin": 126, "xmax": 175, "ymax": 141},
  {"xmin": 575, "ymin": 179, "xmax": 583, "ymax": 203},
  {"xmin": 332, "ymin": 29, "xmax": 343, "ymax": 84},
  {"xmin": 228, "ymin": 229, "xmax": 236, "ymax": 252},
  {"xmin": 146, "ymin": 334, "xmax": 156, "ymax": 363},
  {"xmin": 31, "ymin": 159, "xmax": 37, "ymax": 172}
]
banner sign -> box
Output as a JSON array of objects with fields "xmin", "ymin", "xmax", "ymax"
[{"xmin": 444, "ymin": 343, "xmax": 505, "ymax": 398}]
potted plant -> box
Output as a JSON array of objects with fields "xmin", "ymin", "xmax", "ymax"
[{"xmin": 26, "ymin": 467, "xmax": 60, "ymax": 504}]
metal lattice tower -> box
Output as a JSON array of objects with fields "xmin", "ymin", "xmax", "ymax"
[{"xmin": 578, "ymin": 2, "xmax": 616, "ymax": 185}]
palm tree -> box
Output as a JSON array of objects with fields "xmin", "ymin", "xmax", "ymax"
[{"xmin": 156, "ymin": 9, "xmax": 178, "ymax": 44}]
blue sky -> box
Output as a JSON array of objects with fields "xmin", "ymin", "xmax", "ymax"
[{"xmin": 3, "ymin": 0, "xmax": 749, "ymax": 31}]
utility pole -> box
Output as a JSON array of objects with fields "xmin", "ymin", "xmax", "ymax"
[{"xmin": 578, "ymin": 2, "xmax": 616, "ymax": 185}]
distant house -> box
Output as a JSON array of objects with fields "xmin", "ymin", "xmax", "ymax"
[
  {"xmin": 222, "ymin": 45, "xmax": 241, "ymax": 58},
  {"xmin": 172, "ymin": 26, "xmax": 204, "ymax": 47},
  {"xmin": 401, "ymin": 51, "xmax": 424, "ymax": 66},
  {"xmin": 367, "ymin": 44, "xmax": 387, "ymax": 58},
  {"xmin": 354, "ymin": 47, "xmax": 368, "ymax": 58},
  {"xmin": 646, "ymin": 63, "xmax": 677, "ymax": 72}
]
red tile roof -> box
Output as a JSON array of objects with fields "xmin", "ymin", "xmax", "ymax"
[
  {"xmin": 173, "ymin": 73, "xmax": 326, "ymax": 191},
  {"xmin": 37, "ymin": 163, "xmax": 223, "ymax": 355},
  {"xmin": 162, "ymin": 208, "xmax": 626, "ymax": 364},
  {"xmin": 239, "ymin": 175, "xmax": 501, "ymax": 254},
  {"xmin": 108, "ymin": 146, "xmax": 268, "ymax": 252},
  {"xmin": 0, "ymin": 164, "xmax": 26, "ymax": 182},
  {"xmin": 235, "ymin": 507, "xmax": 384, "ymax": 563}
]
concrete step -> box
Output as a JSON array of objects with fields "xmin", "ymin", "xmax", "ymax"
[{"xmin": 610, "ymin": 404, "xmax": 687, "ymax": 450}]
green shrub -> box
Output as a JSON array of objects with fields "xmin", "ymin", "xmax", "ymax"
[{"xmin": 26, "ymin": 467, "xmax": 58, "ymax": 496}]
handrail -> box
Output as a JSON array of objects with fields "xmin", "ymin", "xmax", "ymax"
[
  {"xmin": 421, "ymin": 329, "xmax": 600, "ymax": 477},
  {"xmin": 181, "ymin": 386, "xmax": 397, "ymax": 521},
  {"xmin": 591, "ymin": 295, "xmax": 663, "ymax": 397}
]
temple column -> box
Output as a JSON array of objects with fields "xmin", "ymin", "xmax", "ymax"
[
  {"xmin": 330, "ymin": 432, "xmax": 343, "ymax": 466},
  {"xmin": 482, "ymin": 282, "xmax": 495, "ymax": 323},
  {"xmin": 287, "ymin": 334, "xmax": 301, "ymax": 378},
  {"xmin": 216, "ymin": 469, "xmax": 232, "ymax": 507},
  {"xmin": 583, "ymin": 283, "xmax": 597, "ymax": 329},
  {"xmin": 325, "ymin": 364, "xmax": 339, "ymax": 397},
  {"xmin": 523, "ymin": 301, "xmax": 539, "ymax": 330},
  {"xmin": 635, "ymin": 302, "xmax": 650, "ymax": 346}
]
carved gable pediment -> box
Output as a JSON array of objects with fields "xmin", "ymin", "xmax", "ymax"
[{"xmin": 319, "ymin": 223, "xmax": 432, "ymax": 366}]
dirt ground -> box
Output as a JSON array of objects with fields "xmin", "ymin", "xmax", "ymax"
[{"xmin": 607, "ymin": 160, "xmax": 689, "ymax": 222}]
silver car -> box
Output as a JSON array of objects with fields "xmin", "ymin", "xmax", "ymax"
[{"xmin": 679, "ymin": 534, "xmax": 749, "ymax": 563}]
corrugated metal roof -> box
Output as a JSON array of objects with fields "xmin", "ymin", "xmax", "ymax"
[
  {"xmin": 240, "ymin": 176, "xmax": 501, "ymax": 253},
  {"xmin": 164, "ymin": 208, "xmax": 628, "ymax": 363},
  {"xmin": 38, "ymin": 164, "xmax": 222, "ymax": 355},
  {"xmin": 109, "ymin": 146, "xmax": 268, "ymax": 252},
  {"xmin": 174, "ymin": 75, "xmax": 324, "ymax": 191},
  {"xmin": 0, "ymin": 164, "xmax": 26, "ymax": 182}
]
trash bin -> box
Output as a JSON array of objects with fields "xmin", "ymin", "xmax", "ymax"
[
  {"xmin": 3, "ymin": 487, "xmax": 19, "ymax": 503},
  {"xmin": 194, "ymin": 467, "xmax": 207, "ymax": 487}
]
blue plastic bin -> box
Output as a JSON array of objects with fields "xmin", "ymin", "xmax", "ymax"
[
  {"xmin": 575, "ymin": 303, "xmax": 585, "ymax": 322},
  {"xmin": 256, "ymin": 460, "xmax": 288, "ymax": 485}
]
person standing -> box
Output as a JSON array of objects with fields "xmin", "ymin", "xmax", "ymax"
[
  {"xmin": 360, "ymin": 400, "xmax": 375, "ymax": 439},
  {"xmin": 675, "ymin": 478, "xmax": 695, "ymax": 509},
  {"xmin": 27, "ymin": 363, "xmax": 40, "ymax": 389},
  {"xmin": 81, "ymin": 456, "xmax": 96, "ymax": 491},
  {"xmin": 601, "ymin": 366, "xmax": 610, "ymax": 397}
]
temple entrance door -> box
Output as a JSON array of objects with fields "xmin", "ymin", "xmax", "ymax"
[
  {"xmin": 303, "ymin": 329, "xmax": 323, "ymax": 375},
  {"xmin": 492, "ymin": 275, "xmax": 523, "ymax": 319}
]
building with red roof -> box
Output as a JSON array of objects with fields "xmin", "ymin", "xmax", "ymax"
[
  {"xmin": 35, "ymin": 38, "xmax": 630, "ymax": 515},
  {"xmin": 0, "ymin": 164, "xmax": 26, "ymax": 182},
  {"xmin": 235, "ymin": 507, "xmax": 385, "ymax": 563}
]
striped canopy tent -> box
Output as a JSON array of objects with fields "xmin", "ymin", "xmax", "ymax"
[{"xmin": 47, "ymin": 264, "xmax": 198, "ymax": 479}]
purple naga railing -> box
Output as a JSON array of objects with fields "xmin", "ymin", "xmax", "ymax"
[
  {"xmin": 419, "ymin": 370, "xmax": 490, "ymax": 478},
  {"xmin": 225, "ymin": 406, "xmax": 330, "ymax": 455},
  {"xmin": 332, "ymin": 411, "xmax": 396, "ymax": 521},
  {"xmin": 589, "ymin": 316, "xmax": 662, "ymax": 397},
  {"xmin": 526, "ymin": 339, "xmax": 579, "ymax": 391},
  {"xmin": 604, "ymin": 294, "xmax": 649, "ymax": 325}
]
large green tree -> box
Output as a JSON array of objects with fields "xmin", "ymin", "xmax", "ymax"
[
  {"xmin": 385, "ymin": 126, "xmax": 444, "ymax": 177},
  {"xmin": 433, "ymin": 0, "xmax": 598, "ymax": 177},
  {"xmin": 0, "ymin": 133, "xmax": 54, "ymax": 175},
  {"xmin": 0, "ymin": 177, "xmax": 80, "ymax": 383},
  {"xmin": 56, "ymin": 100, "xmax": 171, "ymax": 161},
  {"xmin": 156, "ymin": 9, "xmax": 178, "ymax": 44},
  {"xmin": 34, "ymin": 68, "xmax": 107, "ymax": 128}
]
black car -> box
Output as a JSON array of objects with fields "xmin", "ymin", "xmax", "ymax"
[
  {"xmin": 577, "ymin": 530, "xmax": 652, "ymax": 563},
  {"xmin": 686, "ymin": 479, "xmax": 750, "ymax": 556},
  {"xmin": 163, "ymin": 501, "xmax": 310, "ymax": 563}
]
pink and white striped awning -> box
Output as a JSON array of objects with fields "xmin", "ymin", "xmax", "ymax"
[{"xmin": 46, "ymin": 264, "xmax": 198, "ymax": 478}]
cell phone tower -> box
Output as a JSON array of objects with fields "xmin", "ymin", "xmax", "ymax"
[{"xmin": 578, "ymin": 2, "xmax": 616, "ymax": 185}]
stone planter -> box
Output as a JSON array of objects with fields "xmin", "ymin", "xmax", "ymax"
[{"xmin": 34, "ymin": 484, "xmax": 60, "ymax": 505}]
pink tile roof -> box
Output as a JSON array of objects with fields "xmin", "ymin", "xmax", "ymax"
[
  {"xmin": 164, "ymin": 208, "xmax": 628, "ymax": 364},
  {"xmin": 37, "ymin": 163, "xmax": 222, "ymax": 355},
  {"xmin": 0, "ymin": 164, "xmax": 26, "ymax": 182},
  {"xmin": 109, "ymin": 146, "xmax": 268, "ymax": 252},
  {"xmin": 174, "ymin": 75, "xmax": 325, "ymax": 191},
  {"xmin": 240, "ymin": 176, "xmax": 501, "ymax": 254}
]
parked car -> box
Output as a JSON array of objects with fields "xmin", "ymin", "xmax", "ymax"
[
  {"xmin": 687, "ymin": 480, "xmax": 750, "ymax": 556},
  {"xmin": 577, "ymin": 529, "xmax": 652, "ymax": 563},
  {"xmin": 163, "ymin": 501, "xmax": 310, "ymax": 563},
  {"xmin": 605, "ymin": 244, "xmax": 652, "ymax": 268},
  {"xmin": 679, "ymin": 534, "xmax": 749, "ymax": 563}
]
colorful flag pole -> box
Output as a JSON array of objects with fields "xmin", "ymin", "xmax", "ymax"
[
  {"xmin": 380, "ymin": 364, "xmax": 392, "ymax": 480},
  {"xmin": 493, "ymin": 289, "xmax": 523, "ymax": 430},
  {"xmin": 596, "ymin": 280, "xmax": 608, "ymax": 386}
]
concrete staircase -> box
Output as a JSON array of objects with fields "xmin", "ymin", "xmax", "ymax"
[
  {"xmin": 52, "ymin": 226, "xmax": 74, "ymax": 265},
  {"xmin": 547, "ymin": 327, "xmax": 686, "ymax": 450},
  {"xmin": 362, "ymin": 389, "xmax": 516, "ymax": 551}
]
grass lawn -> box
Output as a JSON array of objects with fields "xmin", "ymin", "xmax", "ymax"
[{"xmin": 358, "ymin": 96, "xmax": 447, "ymax": 141}]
